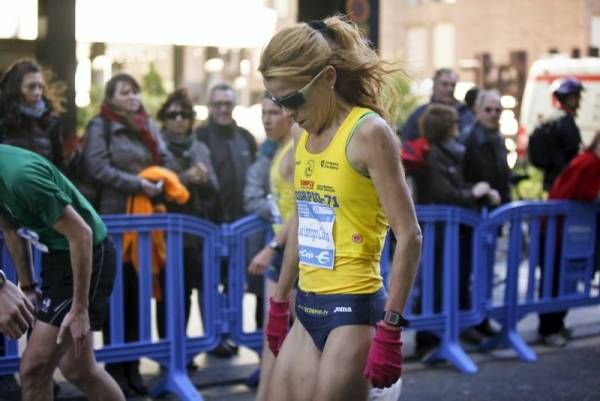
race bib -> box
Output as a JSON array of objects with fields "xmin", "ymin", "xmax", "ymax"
[{"xmin": 297, "ymin": 201, "xmax": 335, "ymax": 269}]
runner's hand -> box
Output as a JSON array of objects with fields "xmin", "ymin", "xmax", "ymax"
[
  {"xmin": 57, "ymin": 309, "xmax": 90, "ymax": 358},
  {"xmin": 248, "ymin": 246, "xmax": 275, "ymax": 275},
  {"xmin": 363, "ymin": 322, "xmax": 403, "ymax": 388},
  {"xmin": 266, "ymin": 297, "xmax": 290, "ymax": 356},
  {"xmin": 0, "ymin": 281, "xmax": 35, "ymax": 339}
]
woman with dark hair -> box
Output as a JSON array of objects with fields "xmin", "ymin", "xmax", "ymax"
[
  {"xmin": 0, "ymin": 58, "xmax": 67, "ymax": 398},
  {"xmin": 156, "ymin": 89, "xmax": 220, "ymax": 362},
  {"xmin": 0, "ymin": 59, "xmax": 65, "ymax": 167},
  {"xmin": 259, "ymin": 16, "xmax": 422, "ymax": 400},
  {"xmin": 82, "ymin": 72, "xmax": 171, "ymax": 397}
]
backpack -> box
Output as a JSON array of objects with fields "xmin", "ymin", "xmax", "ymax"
[
  {"xmin": 64, "ymin": 116, "xmax": 111, "ymax": 208},
  {"xmin": 527, "ymin": 118, "xmax": 560, "ymax": 170}
]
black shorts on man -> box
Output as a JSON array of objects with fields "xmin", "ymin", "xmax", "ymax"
[{"xmin": 37, "ymin": 237, "xmax": 116, "ymax": 330}]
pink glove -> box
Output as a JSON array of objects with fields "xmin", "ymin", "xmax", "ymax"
[
  {"xmin": 363, "ymin": 323, "xmax": 403, "ymax": 388},
  {"xmin": 266, "ymin": 297, "xmax": 290, "ymax": 356}
]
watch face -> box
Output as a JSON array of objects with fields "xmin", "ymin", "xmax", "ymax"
[{"xmin": 384, "ymin": 311, "xmax": 408, "ymax": 327}]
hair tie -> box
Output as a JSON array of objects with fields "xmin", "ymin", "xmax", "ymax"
[{"xmin": 307, "ymin": 20, "xmax": 330, "ymax": 37}]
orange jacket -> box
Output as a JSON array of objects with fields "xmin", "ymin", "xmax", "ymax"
[{"xmin": 123, "ymin": 166, "xmax": 189, "ymax": 300}]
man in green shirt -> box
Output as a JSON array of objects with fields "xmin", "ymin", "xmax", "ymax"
[{"xmin": 0, "ymin": 145, "xmax": 124, "ymax": 401}]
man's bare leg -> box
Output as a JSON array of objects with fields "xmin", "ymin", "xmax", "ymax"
[
  {"xmin": 312, "ymin": 325, "xmax": 374, "ymax": 401},
  {"xmin": 266, "ymin": 320, "xmax": 320, "ymax": 401},
  {"xmin": 58, "ymin": 332, "xmax": 125, "ymax": 401},
  {"xmin": 20, "ymin": 321, "xmax": 70, "ymax": 401}
]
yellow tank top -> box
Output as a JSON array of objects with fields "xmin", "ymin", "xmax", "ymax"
[
  {"xmin": 270, "ymin": 140, "xmax": 295, "ymax": 234},
  {"xmin": 294, "ymin": 107, "xmax": 388, "ymax": 294}
]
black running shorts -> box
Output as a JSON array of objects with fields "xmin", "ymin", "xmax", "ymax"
[{"xmin": 37, "ymin": 237, "xmax": 116, "ymax": 331}]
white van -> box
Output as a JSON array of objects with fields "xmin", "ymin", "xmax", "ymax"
[{"xmin": 519, "ymin": 56, "xmax": 600, "ymax": 150}]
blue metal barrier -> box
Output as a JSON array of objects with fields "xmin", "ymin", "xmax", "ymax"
[
  {"xmin": 481, "ymin": 201, "xmax": 600, "ymax": 361},
  {"xmin": 180, "ymin": 215, "xmax": 223, "ymax": 365},
  {"xmin": 1, "ymin": 202, "xmax": 598, "ymax": 384},
  {"xmin": 0, "ymin": 214, "xmax": 219, "ymax": 401},
  {"xmin": 98, "ymin": 214, "xmax": 213, "ymax": 401},
  {"xmin": 226, "ymin": 215, "xmax": 271, "ymax": 353},
  {"xmin": 406, "ymin": 206, "xmax": 484, "ymax": 374}
]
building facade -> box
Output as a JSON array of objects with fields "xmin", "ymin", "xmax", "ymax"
[{"xmin": 380, "ymin": 0, "xmax": 600, "ymax": 95}]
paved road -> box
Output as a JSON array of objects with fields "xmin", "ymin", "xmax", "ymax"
[
  {"xmin": 50, "ymin": 326, "xmax": 600, "ymax": 401},
  {"xmin": 402, "ymin": 338, "xmax": 600, "ymax": 401},
  {"xmin": 29, "ymin": 297, "xmax": 600, "ymax": 401}
]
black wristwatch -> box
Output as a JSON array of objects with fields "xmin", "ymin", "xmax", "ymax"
[
  {"xmin": 0, "ymin": 270, "xmax": 6, "ymax": 290},
  {"xmin": 268, "ymin": 239, "xmax": 283, "ymax": 253},
  {"xmin": 382, "ymin": 310, "xmax": 410, "ymax": 328}
]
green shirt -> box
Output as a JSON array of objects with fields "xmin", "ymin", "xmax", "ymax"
[{"xmin": 0, "ymin": 145, "xmax": 107, "ymax": 251}]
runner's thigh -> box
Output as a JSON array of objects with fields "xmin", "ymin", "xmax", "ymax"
[
  {"xmin": 267, "ymin": 320, "xmax": 321, "ymax": 401},
  {"xmin": 313, "ymin": 324, "xmax": 374, "ymax": 401}
]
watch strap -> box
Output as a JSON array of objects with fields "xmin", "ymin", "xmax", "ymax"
[
  {"xmin": 382, "ymin": 310, "xmax": 410, "ymax": 328},
  {"xmin": 268, "ymin": 240, "xmax": 283, "ymax": 253}
]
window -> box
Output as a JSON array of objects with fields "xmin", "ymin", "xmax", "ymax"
[
  {"xmin": 591, "ymin": 16, "xmax": 600, "ymax": 48},
  {"xmin": 0, "ymin": 0, "xmax": 37, "ymax": 40},
  {"xmin": 406, "ymin": 27, "xmax": 428, "ymax": 71},
  {"xmin": 433, "ymin": 23, "xmax": 455, "ymax": 68}
]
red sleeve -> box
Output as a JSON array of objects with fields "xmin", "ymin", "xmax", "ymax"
[{"xmin": 549, "ymin": 151, "xmax": 600, "ymax": 201}]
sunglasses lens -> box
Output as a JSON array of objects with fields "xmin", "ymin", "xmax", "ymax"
[
  {"xmin": 279, "ymin": 93, "xmax": 305, "ymax": 109},
  {"xmin": 485, "ymin": 107, "xmax": 501, "ymax": 113},
  {"xmin": 166, "ymin": 111, "xmax": 192, "ymax": 119}
]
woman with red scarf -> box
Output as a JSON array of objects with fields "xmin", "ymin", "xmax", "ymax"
[{"xmin": 81, "ymin": 73, "xmax": 172, "ymax": 397}]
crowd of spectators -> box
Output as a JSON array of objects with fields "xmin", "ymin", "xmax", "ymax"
[{"xmin": 0, "ymin": 57, "xmax": 597, "ymax": 399}]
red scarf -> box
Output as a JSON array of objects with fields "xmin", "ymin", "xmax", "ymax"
[{"xmin": 100, "ymin": 103, "xmax": 161, "ymax": 164}]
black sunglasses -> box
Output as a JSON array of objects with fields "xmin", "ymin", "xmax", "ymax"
[
  {"xmin": 165, "ymin": 110, "xmax": 194, "ymax": 120},
  {"xmin": 267, "ymin": 67, "xmax": 327, "ymax": 110},
  {"xmin": 484, "ymin": 107, "xmax": 502, "ymax": 114}
]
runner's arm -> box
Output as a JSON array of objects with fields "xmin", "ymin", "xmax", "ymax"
[
  {"xmin": 273, "ymin": 211, "xmax": 299, "ymax": 301},
  {"xmin": 273, "ymin": 124, "xmax": 302, "ymax": 301},
  {"xmin": 52, "ymin": 205, "xmax": 93, "ymax": 314},
  {"xmin": 53, "ymin": 205, "xmax": 94, "ymax": 356},
  {"xmin": 348, "ymin": 117, "xmax": 422, "ymax": 321}
]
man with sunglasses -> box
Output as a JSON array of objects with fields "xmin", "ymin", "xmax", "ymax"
[
  {"xmin": 196, "ymin": 83, "xmax": 257, "ymax": 224},
  {"xmin": 195, "ymin": 83, "xmax": 258, "ymax": 357},
  {"xmin": 401, "ymin": 68, "xmax": 473, "ymax": 143}
]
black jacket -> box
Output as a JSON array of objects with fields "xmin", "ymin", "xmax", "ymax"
[
  {"xmin": 544, "ymin": 113, "xmax": 581, "ymax": 189},
  {"xmin": 462, "ymin": 122, "xmax": 512, "ymax": 205},
  {"xmin": 0, "ymin": 110, "xmax": 64, "ymax": 169},
  {"xmin": 195, "ymin": 118, "xmax": 256, "ymax": 223},
  {"xmin": 415, "ymin": 140, "xmax": 478, "ymax": 208}
]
